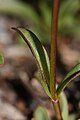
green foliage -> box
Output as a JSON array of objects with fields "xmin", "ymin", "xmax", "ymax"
[
  {"xmin": 33, "ymin": 106, "xmax": 50, "ymax": 120},
  {"xmin": 0, "ymin": 0, "xmax": 79, "ymax": 43},
  {"xmin": 12, "ymin": 27, "xmax": 51, "ymax": 98},
  {"xmin": 12, "ymin": 27, "xmax": 80, "ymax": 119},
  {"xmin": 57, "ymin": 64, "xmax": 80, "ymax": 96},
  {"xmin": 0, "ymin": 0, "xmax": 50, "ymax": 43},
  {"xmin": 0, "ymin": 54, "xmax": 4, "ymax": 65},
  {"xmin": 11, "ymin": 0, "xmax": 80, "ymax": 119},
  {"xmin": 59, "ymin": 0, "xmax": 80, "ymax": 38},
  {"xmin": 39, "ymin": 0, "xmax": 80, "ymax": 39},
  {"xmin": 33, "ymin": 92, "xmax": 69, "ymax": 120},
  {"xmin": 60, "ymin": 92, "xmax": 69, "ymax": 120},
  {"xmin": 0, "ymin": 0, "xmax": 39, "ymax": 25}
]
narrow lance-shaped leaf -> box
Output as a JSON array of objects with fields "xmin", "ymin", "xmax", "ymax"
[
  {"xmin": 57, "ymin": 63, "xmax": 80, "ymax": 96},
  {"xmin": 60, "ymin": 92, "xmax": 69, "ymax": 120},
  {"xmin": 12, "ymin": 27, "xmax": 51, "ymax": 98}
]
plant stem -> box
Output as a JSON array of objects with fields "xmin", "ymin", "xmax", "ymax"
[
  {"xmin": 50, "ymin": 0, "xmax": 62, "ymax": 119},
  {"xmin": 50, "ymin": 0, "xmax": 60, "ymax": 100},
  {"xmin": 52, "ymin": 100, "xmax": 62, "ymax": 120}
]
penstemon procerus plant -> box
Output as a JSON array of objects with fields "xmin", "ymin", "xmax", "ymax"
[{"xmin": 12, "ymin": 0, "xmax": 80, "ymax": 119}]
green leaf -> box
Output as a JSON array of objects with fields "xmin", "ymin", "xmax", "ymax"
[
  {"xmin": 12, "ymin": 27, "xmax": 51, "ymax": 98},
  {"xmin": 36, "ymin": 71, "xmax": 51, "ymax": 98},
  {"xmin": 0, "ymin": 0, "xmax": 39, "ymax": 25},
  {"xmin": 33, "ymin": 106, "xmax": 50, "ymax": 120},
  {"xmin": 0, "ymin": 54, "xmax": 4, "ymax": 65},
  {"xmin": 57, "ymin": 64, "xmax": 80, "ymax": 96},
  {"xmin": 60, "ymin": 92, "xmax": 69, "ymax": 120}
]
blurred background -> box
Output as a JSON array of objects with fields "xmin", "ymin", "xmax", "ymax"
[{"xmin": 0, "ymin": 0, "xmax": 80, "ymax": 119}]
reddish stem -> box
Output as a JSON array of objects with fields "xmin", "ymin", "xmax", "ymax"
[{"xmin": 50, "ymin": 0, "xmax": 60, "ymax": 99}]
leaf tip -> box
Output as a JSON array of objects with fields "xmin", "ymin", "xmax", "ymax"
[{"xmin": 11, "ymin": 27, "xmax": 17, "ymax": 30}]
